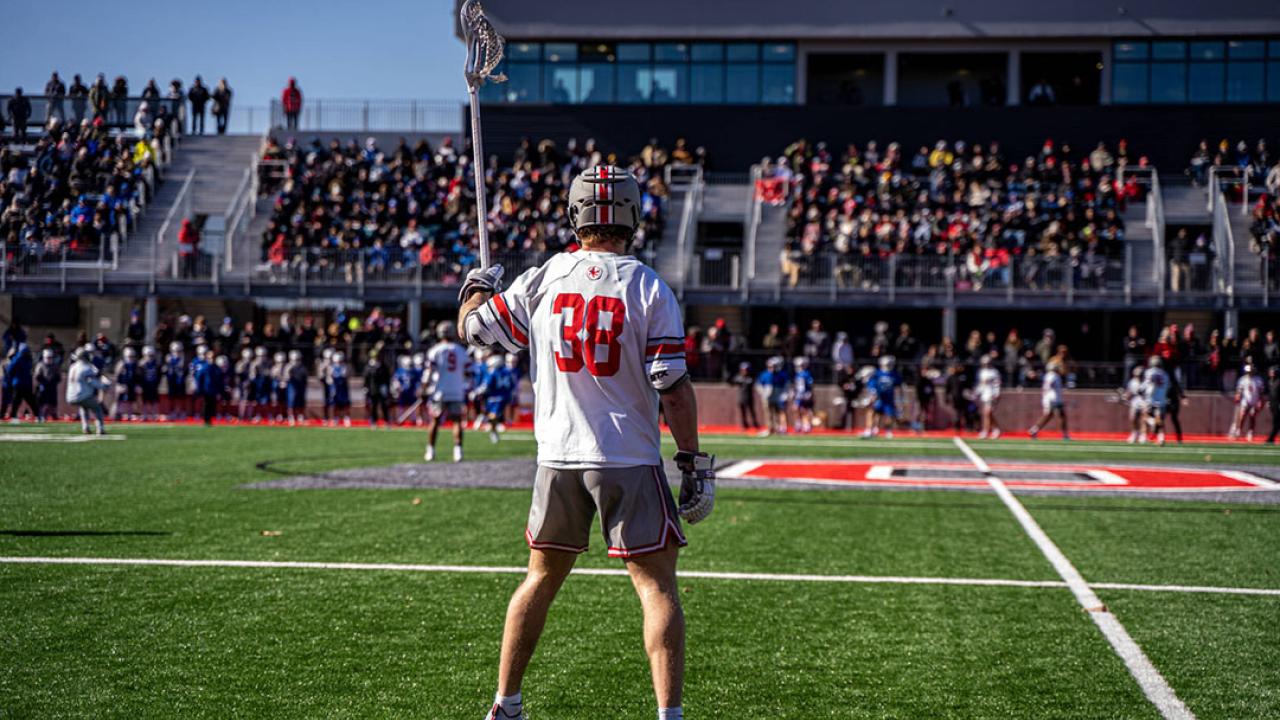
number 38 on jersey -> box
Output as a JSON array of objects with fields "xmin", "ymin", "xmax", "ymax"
[{"xmin": 552, "ymin": 292, "xmax": 625, "ymax": 377}]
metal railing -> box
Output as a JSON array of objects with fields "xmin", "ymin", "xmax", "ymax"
[
  {"xmin": 151, "ymin": 169, "xmax": 196, "ymax": 292},
  {"xmin": 1207, "ymin": 165, "xmax": 1252, "ymax": 216},
  {"xmin": 673, "ymin": 166, "xmax": 704, "ymax": 297},
  {"xmin": 268, "ymin": 98, "xmax": 462, "ymax": 134},
  {"xmin": 245, "ymin": 248, "xmax": 550, "ymax": 295},
  {"xmin": 687, "ymin": 249, "xmax": 742, "ymax": 288},
  {"xmin": 1209, "ymin": 186, "xmax": 1237, "ymax": 302}
]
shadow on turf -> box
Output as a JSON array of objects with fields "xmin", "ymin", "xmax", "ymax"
[
  {"xmin": 0, "ymin": 530, "xmax": 172, "ymax": 537},
  {"xmin": 727, "ymin": 494, "xmax": 1280, "ymax": 514}
]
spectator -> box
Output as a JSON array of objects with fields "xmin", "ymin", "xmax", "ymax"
[
  {"xmin": 1122, "ymin": 325, "xmax": 1146, "ymax": 379},
  {"xmin": 803, "ymin": 319, "xmax": 829, "ymax": 360},
  {"xmin": 166, "ymin": 79, "xmax": 185, "ymax": 133},
  {"xmin": 761, "ymin": 324, "xmax": 782, "ymax": 351},
  {"xmin": 133, "ymin": 101, "xmax": 154, "ymax": 138},
  {"xmin": 281, "ymin": 77, "xmax": 303, "ymax": 131},
  {"xmin": 187, "ymin": 76, "xmax": 210, "ymax": 135},
  {"xmin": 44, "ymin": 72, "xmax": 66, "ymax": 122},
  {"xmin": 68, "ymin": 73, "xmax": 88, "ymax": 123},
  {"xmin": 7, "ymin": 88, "xmax": 32, "ymax": 142},
  {"xmin": 1168, "ymin": 228, "xmax": 1190, "ymax": 291},
  {"xmin": 1188, "ymin": 140, "xmax": 1212, "ymax": 186},
  {"xmin": 141, "ymin": 78, "xmax": 161, "ymax": 103},
  {"xmin": 88, "ymin": 74, "xmax": 110, "ymax": 121},
  {"xmin": 832, "ymin": 331, "xmax": 853, "ymax": 367},
  {"xmin": 178, "ymin": 218, "xmax": 200, "ymax": 278},
  {"xmin": 212, "ymin": 78, "xmax": 232, "ymax": 135},
  {"xmin": 110, "ymin": 75, "xmax": 128, "ymax": 125}
]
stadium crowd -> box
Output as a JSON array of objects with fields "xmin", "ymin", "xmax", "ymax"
[
  {"xmin": 256, "ymin": 134, "xmax": 691, "ymax": 282},
  {"xmin": 765, "ymin": 137, "xmax": 1138, "ymax": 290}
]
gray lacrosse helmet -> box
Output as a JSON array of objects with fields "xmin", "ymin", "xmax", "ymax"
[
  {"xmin": 437, "ymin": 320, "xmax": 458, "ymax": 341},
  {"xmin": 567, "ymin": 165, "xmax": 642, "ymax": 234}
]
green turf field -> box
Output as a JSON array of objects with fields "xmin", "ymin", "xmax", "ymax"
[{"xmin": 2, "ymin": 424, "xmax": 1277, "ymax": 718}]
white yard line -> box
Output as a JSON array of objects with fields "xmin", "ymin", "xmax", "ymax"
[
  {"xmin": 953, "ymin": 437, "xmax": 1195, "ymax": 720},
  {"xmin": 699, "ymin": 434, "xmax": 1280, "ymax": 459},
  {"xmin": 0, "ymin": 433, "xmax": 125, "ymax": 442},
  {"xmin": 1, "ymin": 556, "xmax": 1277, "ymax": 598}
]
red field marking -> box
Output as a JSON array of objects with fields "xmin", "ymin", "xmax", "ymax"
[{"xmin": 722, "ymin": 460, "xmax": 1276, "ymax": 493}]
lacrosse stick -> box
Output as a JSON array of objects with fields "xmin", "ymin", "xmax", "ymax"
[{"xmin": 460, "ymin": 0, "xmax": 507, "ymax": 270}]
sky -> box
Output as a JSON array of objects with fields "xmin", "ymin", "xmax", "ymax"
[{"xmin": 0, "ymin": 0, "xmax": 467, "ymax": 130}]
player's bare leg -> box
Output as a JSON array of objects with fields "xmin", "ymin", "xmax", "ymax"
[
  {"xmin": 493, "ymin": 548, "xmax": 578, "ymax": 707},
  {"xmin": 452, "ymin": 417, "xmax": 465, "ymax": 462},
  {"xmin": 624, "ymin": 543, "xmax": 685, "ymax": 712},
  {"xmin": 425, "ymin": 413, "xmax": 441, "ymax": 461}
]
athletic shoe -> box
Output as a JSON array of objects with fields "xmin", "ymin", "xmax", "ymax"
[
  {"xmin": 1127, "ymin": 432, "xmax": 1137, "ymax": 444},
  {"xmin": 453, "ymin": 445, "xmax": 464, "ymax": 463},
  {"xmin": 977, "ymin": 430, "xmax": 988, "ymax": 439},
  {"xmin": 859, "ymin": 429, "xmax": 874, "ymax": 439},
  {"xmin": 484, "ymin": 704, "xmax": 525, "ymax": 720},
  {"xmin": 489, "ymin": 429, "xmax": 500, "ymax": 444},
  {"xmin": 424, "ymin": 445, "xmax": 435, "ymax": 462},
  {"xmin": 990, "ymin": 428, "xmax": 1001, "ymax": 439},
  {"xmin": 1028, "ymin": 426, "xmax": 1039, "ymax": 439},
  {"xmin": 884, "ymin": 430, "xmax": 894, "ymax": 439}
]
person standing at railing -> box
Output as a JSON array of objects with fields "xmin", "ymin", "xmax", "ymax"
[
  {"xmin": 187, "ymin": 76, "xmax": 209, "ymax": 135},
  {"xmin": 68, "ymin": 74, "xmax": 87, "ymax": 123},
  {"xmin": 281, "ymin": 77, "xmax": 302, "ymax": 131},
  {"xmin": 212, "ymin": 79, "xmax": 232, "ymax": 135},
  {"xmin": 166, "ymin": 79, "xmax": 184, "ymax": 135},
  {"xmin": 88, "ymin": 74, "xmax": 109, "ymax": 121},
  {"xmin": 44, "ymin": 72, "xmax": 66, "ymax": 123},
  {"xmin": 110, "ymin": 76, "xmax": 128, "ymax": 126},
  {"xmin": 7, "ymin": 88, "xmax": 31, "ymax": 143},
  {"xmin": 178, "ymin": 218, "xmax": 200, "ymax": 279}
]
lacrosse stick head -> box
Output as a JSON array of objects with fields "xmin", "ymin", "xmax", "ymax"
[{"xmin": 461, "ymin": 0, "xmax": 508, "ymax": 90}]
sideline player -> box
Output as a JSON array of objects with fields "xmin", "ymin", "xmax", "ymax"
[
  {"xmin": 757, "ymin": 356, "xmax": 789, "ymax": 435},
  {"xmin": 862, "ymin": 355, "xmax": 901, "ymax": 439},
  {"xmin": 477, "ymin": 353, "xmax": 516, "ymax": 443},
  {"xmin": 457, "ymin": 165, "xmax": 714, "ymax": 720},
  {"xmin": 138, "ymin": 346, "xmax": 162, "ymax": 420},
  {"xmin": 1140, "ymin": 356, "xmax": 1169, "ymax": 445},
  {"xmin": 975, "ymin": 355, "xmax": 1002, "ymax": 439},
  {"xmin": 1028, "ymin": 359, "xmax": 1069, "ymax": 440},
  {"xmin": 424, "ymin": 321, "xmax": 469, "ymax": 462},
  {"xmin": 1122, "ymin": 365, "xmax": 1147, "ymax": 443},
  {"xmin": 66, "ymin": 345, "xmax": 108, "ymax": 434},
  {"xmin": 791, "ymin": 356, "xmax": 815, "ymax": 433},
  {"xmin": 1230, "ymin": 363, "xmax": 1265, "ymax": 441}
]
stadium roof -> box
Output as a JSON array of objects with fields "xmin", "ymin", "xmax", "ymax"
[{"xmin": 457, "ymin": 0, "xmax": 1280, "ymax": 41}]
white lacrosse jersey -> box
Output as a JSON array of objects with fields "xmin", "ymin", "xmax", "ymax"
[
  {"xmin": 976, "ymin": 367, "xmax": 1001, "ymax": 402},
  {"xmin": 1237, "ymin": 374, "xmax": 1265, "ymax": 407},
  {"xmin": 1125, "ymin": 378, "xmax": 1147, "ymax": 410},
  {"xmin": 482, "ymin": 250, "xmax": 686, "ymax": 467},
  {"xmin": 1042, "ymin": 370, "xmax": 1064, "ymax": 406},
  {"xmin": 1141, "ymin": 367, "xmax": 1169, "ymax": 408},
  {"xmin": 426, "ymin": 341, "xmax": 469, "ymax": 402}
]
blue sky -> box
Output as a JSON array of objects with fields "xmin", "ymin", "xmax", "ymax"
[{"xmin": 0, "ymin": 0, "xmax": 467, "ymax": 127}]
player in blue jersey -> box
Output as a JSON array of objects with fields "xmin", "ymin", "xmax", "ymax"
[
  {"xmin": 476, "ymin": 353, "xmax": 517, "ymax": 443},
  {"xmin": 862, "ymin": 355, "xmax": 903, "ymax": 439},
  {"xmin": 791, "ymin": 356, "xmax": 815, "ymax": 433},
  {"xmin": 393, "ymin": 355, "xmax": 420, "ymax": 426},
  {"xmin": 138, "ymin": 346, "xmax": 163, "ymax": 420},
  {"xmin": 757, "ymin": 355, "xmax": 791, "ymax": 435}
]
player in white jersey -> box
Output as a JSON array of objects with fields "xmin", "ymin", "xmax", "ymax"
[
  {"xmin": 458, "ymin": 165, "xmax": 713, "ymax": 720},
  {"xmin": 975, "ymin": 355, "xmax": 1002, "ymax": 439},
  {"xmin": 1231, "ymin": 363, "xmax": 1266, "ymax": 441},
  {"xmin": 1122, "ymin": 365, "xmax": 1148, "ymax": 443},
  {"xmin": 1140, "ymin": 356, "xmax": 1170, "ymax": 445},
  {"xmin": 1028, "ymin": 360, "xmax": 1069, "ymax": 440},
  {"xmin": 424, "ymin": 321, "xmax": 471, "ymax": 462}
]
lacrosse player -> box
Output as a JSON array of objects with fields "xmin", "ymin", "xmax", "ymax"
[
  {"xmin": 393, "ymin": 355, "xmax": 419, "ymax": 425},
  {"xmin": 975, "ymin": 355, "xmax": 1002, "ymax": 439},
  {"xmin": 1028, "ymin": 360, "xmax": 1069, "ymax": 440},
  {"xmin": 271, "ymin": 351, "xmax": 289, "ymax": 422},
  {"xmin": 250, "ymin": 346, "xmax": 274, "ymax": 423},
  {"xmin": 114, "ymin": 347, "xmax": 140, "ymax": 420},
  {"xmin": 164, "ymin": 341, "xmax": 189, "ymax": 419},
  {"xmin": 863, "ymin": 355, "xmax": 901, "ymax": 439},
  {"xmin": 791, "ymin": 356, "xmax": 815, "ymax": 433},
  {"xmin": 1231, "ymin": 364, "xmax": 1266, "ymax": 441},
  {"xmin": 34, "ymin": 348, "xmax": 61, "ymax": 422},
  {"xmin": 234, "ymin": 348, "xmax": 255, "ymax": 420},
  {"xmin": 327, "ymin": 351, "xmax": 352, "ymax": 427},
  {"xmin": 1122, "ymin": 365, "xmax": 1148, "ymax": 444},
  {"xmin": 1141, "ymin": 356, "xmax": 1170, "ymax": 446},
  {"xmin": 317, "ymin": 348, "xmax": 335, "ymax": 424},
  {"xmin": 138, "ymin": 346, "xmax": 162, "ymax": 420},
  {"xmin": 285, "ymin": 350, "xmax": 308, "ymax": 426},
  {"xmin": 66, "ymin": 345, "xmax": 108, "ymax": 434},
  {"xmin": 730, "ymin": 361, "xmax": 760, "ymax": 430},
  {"xmin": 758, "ymin": 356, "xmax": 790, "ymax": 435},
  {"xmin": 424, "ymin": 321, "xmax": 469, "ymax": 462},
  {"xmin": 477, "ymin": 353, "xmax": 517, "ymax": 443},
  {"xmin": 458, "ymin": 165, "xmax": 711, "ymax": 720}
]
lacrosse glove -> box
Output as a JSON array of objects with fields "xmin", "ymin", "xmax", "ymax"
[
  {"xmin": 674, "ymin": 450, "xmax": 716, "ymax": 524},
  {"xmin": 458, "ymin": 264, "xmax": 505, "ymax": 302}
]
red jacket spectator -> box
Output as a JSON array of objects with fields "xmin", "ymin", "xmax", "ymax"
[
  {"xmin": 281, "ymin": 78, "xmax": 303, "ymax": 114},
  {"xmin": 178, "ymin": 219, "xmax": 199, "ymax": 256},
  {"xmin": 267, "ymin": 235, "xmax": 287, "ymax": 265}
]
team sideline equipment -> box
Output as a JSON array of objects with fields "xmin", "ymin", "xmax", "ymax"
[
  {"xmin": 674, "ymin": 451, "xmax": 716, "ymax": 524},
  {"xmin": 460, "ymin": 0, "xmax": 507, "ymax": 270}
]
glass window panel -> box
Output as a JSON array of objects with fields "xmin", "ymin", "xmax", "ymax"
[
  {"xmin": 1190, "ymin": 41, "xmax": 1224, "ymax": 61},
  {"xmin": 1189, "ymin": 62, "xmax": 1225, "ymax": 102},
  {"xmin": 1152, "ymin": 41, "xmax": 1186, "ymax": 60},
  {"xmin": 544, "ymin": 43, "xmax": 577, "ymax": 63},
  {"xmin": 1271, "ymin": 41, "xmax": 1280, "ymax": 58},
  {"xmin": 651, "ymin": 64, "xmax": 689, "ymax": 102},
  {"xmin": 616, "ymin": 43, "xmax": 650, "ymax": 62},
  {"xmin": 1112, "ymin": 64, "xmax": 1149, "ymax": 103},
  {"xmin": 579, "ymin": 42, "xmax": 615, "ymax": 62},
  {"xmin": 1150, "ymin": 63, "xmax": 1187, "ymax": 103},
  {"xmin": 691, "ymin": 43, "xmax": 723, "ymax": 62},
  {"xmin": 1113, "ymin": 41, "xmax": 1148, "ymax": 60},
  {"xmin": 617, "ymin": 64, "xmax": 652, "ymax": 103},
  {"xmin": 761, "ymin": 64, "xmax": 795, "ymax": 104},
  {"xmin": 1270, "ymin": 62, "xmax": 1280, "ymax": 101},
  {"xmin": 655, "ymin": 43, "xmax": 690, "ymax": 62},
  {"xmin": 504, "ymin": 63, "xmax": 542, "ymax": 103},
  {"xmin": 691, "ymin": 64, "xmax": 725, "ymax": 103},
  {"xmin": 1226, "ymin": 62, "xmax": 1264, "ymax": 102},
  {"xmin": 726, "ymin": 63, "xmax": 761, "ymax": 102},
  {"xmin": 1228, "ymin": 40, "xmax": 1265, "ymax": 59},
  {"xmin": 580, "ymin": 64, "xmax": 615, "ymax": 103},
  {"xmin": 763, "ymin": 43, "xmax": 796, "ymax": 62},
  {"xmin": 507, "ymin": 42, "xmax": 541, "ymax": 61},
  {"xmin": 727, "ymin": 42, "xmax": 760, "ymax": 62},
  {"xmin": 544, "ymin": 65, "xmax": 578, "ymax": 103}
]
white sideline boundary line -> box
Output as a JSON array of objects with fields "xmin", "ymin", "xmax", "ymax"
[
  {"xmin": 953, "ymin": 437, "xmax": 1195, "ymax": 720},
  {"xmin": 1, "ymin": 556, "xmax": 1278, "ymax": 597},
  {"xmin": 0, "ymin": 433, "xmax": 125, "ymax": 442}
]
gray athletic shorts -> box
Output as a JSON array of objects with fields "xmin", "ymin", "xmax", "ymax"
[
  {"xmin": 526, "ymin": 465, "xmax": 687, "ymax": 559},
  {"xmin": 431, "ymin": 400, "xmax": 466, "ymax": 420}
]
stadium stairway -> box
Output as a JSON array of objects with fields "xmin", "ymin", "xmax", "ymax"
[
  {"xmin": 119, "ymin": 135, "xmax": 264, "ymax": 277},
  {"xmin": 747, "ymin": 201, "xmax": 788, "ymax": 297},
  {"xmin": 1121, "ymin": 190, "xmax": 1160, "ymax": 296}
]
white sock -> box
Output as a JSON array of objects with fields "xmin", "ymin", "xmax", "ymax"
[
  {"xmin": 495, "ymin": 692, "xmax": 522, "ymax": 716},
  {"xmin": 658, "ymin": 708, "xmax": 683, "ymax": 720}
]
